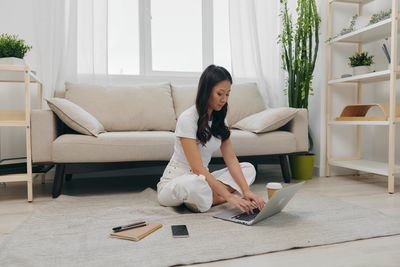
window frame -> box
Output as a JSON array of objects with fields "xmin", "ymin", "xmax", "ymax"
[{"xmin": 109, "ymin": 0, "xmax": 216, "ymax": 78}]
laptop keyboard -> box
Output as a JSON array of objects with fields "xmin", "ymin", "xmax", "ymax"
[{"xmin": 232, "ymin": 208, "xmax": 260, "ymax": 221}]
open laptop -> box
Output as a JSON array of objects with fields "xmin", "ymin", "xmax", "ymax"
[{"xmin": 213, "ymin": 182, "xmax": 304, "ymax": 225}]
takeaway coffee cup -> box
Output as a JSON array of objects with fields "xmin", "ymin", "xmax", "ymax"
[{"xmin": 266, "ymin": 182, "xmax": 283, "ymax": 200}]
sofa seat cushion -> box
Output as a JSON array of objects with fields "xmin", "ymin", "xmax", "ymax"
[
  {"xmin": 212, "ymin": 130, "xmax": 297, "ymax": 157},
  {"xmin": 64, "ymin": 82, "xmax": 176, "ymax": 131},
  {"xmin": 52, "ymin": 132, "xmax": 175, "ymax": 163}
]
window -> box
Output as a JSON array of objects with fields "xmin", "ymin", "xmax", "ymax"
[
  {"xmin": 80, "ymin": 0, "xmax": 231, "ymax": 76},
  {"xmin": 213, "ymin": 0, "xmax": 231, "ymax": 71},
  {"xmin": 108, "ymin": 0, "xmax": 140, "ymax": 75},
  {"xmin": 151, "ymin": 0, "xmax": 203, "ymax": 72}
]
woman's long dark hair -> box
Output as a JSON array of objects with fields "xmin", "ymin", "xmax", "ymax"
[{"xmin": 196, "ymin": 65, "xmax": 232, "ymax": 146}]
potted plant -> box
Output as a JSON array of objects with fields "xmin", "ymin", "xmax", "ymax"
[
  {"xmin": 0, "ymin": 33, "xmax": 32, "ymax": 65},
  {"xmin": 368, "ymin": 9, "xmax": 392, "ymax": 26},
  {"xmin": 278, "ymin": 0, "xmax": 320, "ymax": 180},
  {"xmin": 349, "ymin": 52, "xmax": 374, "ymax": 76}
]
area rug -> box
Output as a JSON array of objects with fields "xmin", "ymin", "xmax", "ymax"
[{"xmin": 1, "ymin": 185, "xmax": 400, "ymax": 267}]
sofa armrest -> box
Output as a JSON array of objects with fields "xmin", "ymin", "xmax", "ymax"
[
  {"xmin": 31, "ymin": 110, "xmax": 58, "ymax": 163},
  {"xmin": 286, "ymin": 108, "xmax": 309, "ymax": 152}
]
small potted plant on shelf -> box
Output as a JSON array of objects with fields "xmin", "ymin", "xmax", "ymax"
[
  {"xmin": 0, "ymin": 33, "xmax": 32, "ymax": 65},
  {"xmin": 368, "ymin": 9, "xmax": 392, "ymax": 26},
  {"xmin": 349, "ymin": 52, "xmax": 374, "ymax": 76},
  {"xmin": 279, "ymin": 0, "xmax": 320, "ymax": 180}
]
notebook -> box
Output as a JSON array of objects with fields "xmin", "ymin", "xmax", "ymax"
[{"xmin": 110, "ymin": 222, "xmax": 162, "ymax": 241}]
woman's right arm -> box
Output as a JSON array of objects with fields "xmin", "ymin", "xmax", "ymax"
[{"xmin": 180, "ymin": 137, "xmax": 253, "ymax": 213}]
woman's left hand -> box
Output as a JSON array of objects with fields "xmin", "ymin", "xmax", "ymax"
[{"xmin": 243, "ymin": 191, "xmax": 265, "ymax": 210}]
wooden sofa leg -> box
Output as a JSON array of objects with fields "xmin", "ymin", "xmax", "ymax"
[
  {"xmin": 52, "ymin": 164, "xmax": 66, "ymax": 198},
  {"xmin": 279, "ymin": 155, "xmax": 292, "ymax": 183},
  {"xmin": 65, "ymin": 174, "xmax": 72, "ymax": 182}
]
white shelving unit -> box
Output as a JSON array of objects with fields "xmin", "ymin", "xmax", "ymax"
[
  {"xmin": 0, "ymin": 62, "xmax": 42, "ymax": 202},
  {"xmin": 325, "ymin": 0, "xmax": 399, "ymax": 193}
]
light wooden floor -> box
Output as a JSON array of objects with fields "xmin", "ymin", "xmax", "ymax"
[{"xmin": 1, "ymin": 165, "xmax": 400, "ymax": 267}]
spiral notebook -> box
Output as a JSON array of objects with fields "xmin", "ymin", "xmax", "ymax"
[{"xmin": 110, "ymin": 222, "xmax": 162, "ymax": 241}]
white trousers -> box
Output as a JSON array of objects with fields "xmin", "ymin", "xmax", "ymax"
[{"xmin": 157, "ymin": 162, "xmax": 256, "ymax": 213}]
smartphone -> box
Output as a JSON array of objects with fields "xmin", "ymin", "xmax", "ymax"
[{"xmin": 171, "ymin": 225, "xmax": 189, "ymax": 238}]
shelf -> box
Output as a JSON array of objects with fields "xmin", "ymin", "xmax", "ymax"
[
  {"xmin": 0, "ymin": 65, "xmax": 41, "ymax": 83},
  {"xmin": 0, "ymin": 64, "xmax": 27, "ymax": 72},
  {"xmin": 329, "ymin": 159, "xmax": 400, "ymax": 176},
  {"xmin": 0, "ymin": 63, "xmax": 42, "ymax": 202},
  {"xmin": 0, "ymin": 173, "xmax": 29, "ymax": 182},
  {"xmin": 329, "ymin": 120, "xmax": 390, "ymax": 126},
  {"xmin": 329, "ymin": 18, "xmax": 393, "ymax": 44},
  {"xmin": 326, "ymin": 0, "xmax": 399, "ymax": 193},
  {"xmin": 328, "ymin": 69, "xmax": 399, "ymax": 84},
  {"xmin": 0, "ymin": 111, "xmax": 27, "ymax": 126}
]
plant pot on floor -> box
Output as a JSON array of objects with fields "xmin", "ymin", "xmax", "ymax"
[
  {"xmin": 352, "ymin": 65, "xmax": 371, "ymax": 76},
  {"xmin": 289, "ymin": 153, "xmax": 315, "ymax": 180}
]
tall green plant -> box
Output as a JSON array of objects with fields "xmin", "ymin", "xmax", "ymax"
[{"xmin": 278, "ymin": 0, "xmax": 320, "ymax": 151}]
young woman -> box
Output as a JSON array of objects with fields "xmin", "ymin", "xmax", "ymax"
[{"xmin": 157, "ymin": 65, "xmax": 265, "ymax": 213}]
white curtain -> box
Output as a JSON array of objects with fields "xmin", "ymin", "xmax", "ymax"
[
  {"xmin": 34, "ymin": 0, "xmax": 108, "ymax": 99},
  {"xmin": 229, "ymin": 0, "xmax": 285, "ymax": 108},
  {"xmin": 34, "ymin": 0, "xmax": 77, "ymax": 99},
  {"xmin": 34, "ymin": 0, "xmax": 285, "ymax": 105},
  {"xmin": 76, "ymin": 0, "xmax": 109, "ymax": 84}
]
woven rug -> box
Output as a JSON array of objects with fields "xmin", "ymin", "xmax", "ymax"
[{"xmin": 1, "ymin": 185, "xmax": 400, "ymax": 267}]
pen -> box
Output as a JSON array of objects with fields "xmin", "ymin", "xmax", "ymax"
[{"xmin": 112, "ymin": 221, "xmax": 146, "ymax": 232}]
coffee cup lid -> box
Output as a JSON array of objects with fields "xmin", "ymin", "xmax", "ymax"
[{"xmin": 266, "ymin": 182, "xmax": 283, "ymax": 189}]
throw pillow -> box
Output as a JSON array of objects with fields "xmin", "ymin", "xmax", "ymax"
[
  {"xmin": 232, "ymin": 107, "xmax": 298, "ymax": 133},
  {"xmin": 46, "ymin": 98, "xmax": 105, "ymax": 136}
]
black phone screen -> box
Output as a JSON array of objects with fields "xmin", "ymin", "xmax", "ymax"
[{"xmin": 171, "ymin": 225, "xmax": 189, "ymax": 238}]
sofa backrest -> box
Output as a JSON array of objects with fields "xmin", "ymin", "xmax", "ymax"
[
  {"xmin": 171, "ymin": 84, "xmax": 197, "ymax": 119},
  {"xmin": 172, "ymin": 82, "xmax": 266, "ymax": 126},
  {"xmin": 64, "ymin": 82, "xmax": 176, "ymax": 131}
]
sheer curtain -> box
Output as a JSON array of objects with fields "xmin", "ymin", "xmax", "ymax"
[
  {"xmin": 76, "ymin": 0, "xmax": 109, "ymax": 84},
  {"xmin": 34, "ymin": 0, "xmax": 108, "ymax": 99},
  {"xmin": 34, "ymin": 0, "xmax": 284, "ymax": 104},
  {"xmin": 34, "ymin": 0, "xmax": 77, "ymax": 99},
  {"xmin": 229, "ymin": 0, "xmax": 285, "ymax": 108}
]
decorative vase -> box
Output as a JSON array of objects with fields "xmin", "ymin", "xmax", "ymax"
[
  {"xmin": 352, "ymin": 65, "xmax": 370, "ymax": 76},
  {"xmin": 0, "ymin": 57, "xmax": 25, "ymax": 65},
  {"xmin": 289, "ymin": 153, "xmax": 315, "ymax": 180}
]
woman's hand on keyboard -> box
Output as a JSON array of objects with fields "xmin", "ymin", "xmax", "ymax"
[
  {"xmin": 226, "ymin": 194, "xmax": 254, "ymax": 214},
  {"xmin": 243, "ymin": 191, "xmax": 265, "ymax": 210}
]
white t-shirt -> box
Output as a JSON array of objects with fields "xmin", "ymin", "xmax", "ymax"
[{"xmin": 170, "ymin": 105, "xmax": 221, "ymax": 168}]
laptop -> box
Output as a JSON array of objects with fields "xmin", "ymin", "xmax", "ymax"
[{"xmin": 213, "ymin": 182, "xmax": 304, "ymax": 226}]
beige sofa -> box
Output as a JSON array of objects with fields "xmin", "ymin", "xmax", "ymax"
[{"xmin": 31, "ymin": 82, "xmax": 308, "ymax": 198}]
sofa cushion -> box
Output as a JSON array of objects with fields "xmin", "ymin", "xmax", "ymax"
[
  {"xmin": 171, "ymin": 84, "xmax": 197, "ymax": 118},
  {"xmin": 52, "ymin": 132, "xmax": 175, "ymax": 163},
  {"xmin": 171, "ymin": 83, "xmax": 266, "ymax": 126},
  {"xmin": 232, "ymin": 108, "xmax": 298, "ymax": 133},
  {"xmin": 227, "ymin": 83, "xmax": 266, "ymax": 126},
  {"xmin": 64, "ymin": 82, "xmax": 176, "ymax": 131},
  {"xmin": 46, "ymin": 98, "xmax": 105, "ymax": 136},
  {"xmin": 212, "ymin": 130, "xmax": 297, "ymax": 157}
]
